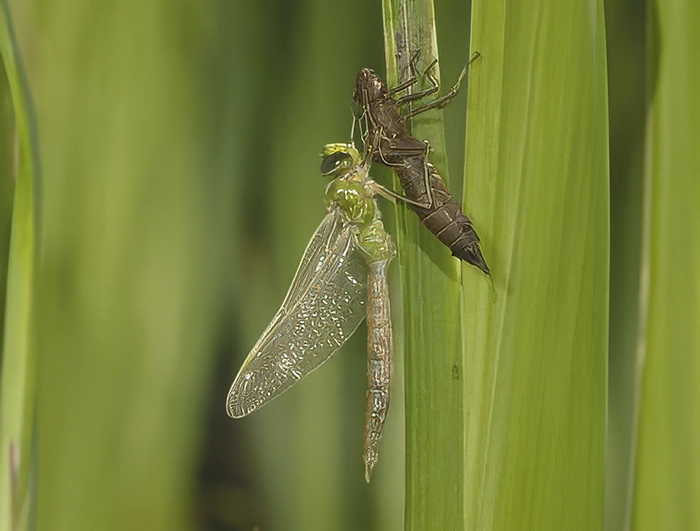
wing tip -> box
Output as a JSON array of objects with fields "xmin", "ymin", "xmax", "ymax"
[{"xmin": 225, "ymin": 388, "xmax": 251, "ymax": 419}]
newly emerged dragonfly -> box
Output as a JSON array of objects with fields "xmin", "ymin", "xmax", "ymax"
[
  {"xmin": 353, "ymin": 53, "xmax": 490, "ymax": 275},
  {"xmin": 226, "ymin": 143, "xmax": 395, "ymax": 482}
]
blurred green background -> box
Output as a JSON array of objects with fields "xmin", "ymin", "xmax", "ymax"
[{"xmin": 1, "ymin": 0, "xmax": 698, "ymax": 530}]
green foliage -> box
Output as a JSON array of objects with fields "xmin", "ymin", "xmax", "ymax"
[
  {"xmin": 632, "ymin": 0, "xmax": 700, "ymax": 528},
  {"xmin": 0, "ymin": 2, "xmax": 38, "ymax": 529},
  {"xmin": 605, "ymin": 0, "xmax": 647, "ymax": 527},
  {"xmin": 464, "ymin": 0, "xmax": 609, "ymax": 528},
  {"xmin": 25, "ymin": 3, "xmax": 243, "ymax": 530},
  {"xmin": 381, "ymin": 2, "xmax": 465, "ymax": 530},
  {"xmin": 383, "ymin": 0, "xmax": 609, "ymax": 529},
  {"xmin": 0, "ymin": 0, "xmax": 696, "ymax": 530}
]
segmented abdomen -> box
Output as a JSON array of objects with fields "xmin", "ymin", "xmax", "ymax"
[
  {"xmin": 363, "ymin": 259, "xmax": 392, "ymax": 482},
  {"xmin": 393, "ymin": 154, "xmax": 490, "ymax": 275}
]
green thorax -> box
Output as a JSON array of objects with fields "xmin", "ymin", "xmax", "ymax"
[
  {"xmin": 325, "ymin": 178, "xmax": 376, "ymax": 226},
  {"xmin": 325, "ymin": 178, "xmax": 394, "ymax": 263},
  {"xmin": 321, "ymin": 143, "xmax": 395, "ymax": 263}
]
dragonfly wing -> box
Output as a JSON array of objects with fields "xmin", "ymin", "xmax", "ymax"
[
  {"xmin": 227, "ymin": 210, "xmax": 368, "ymax": 418},
  {"xmin": 243, "ymin": 212, "xmax": 344, "ymax": 352},
  {"xmin": 282, "ymin": 210, "xmax": 345, "ymax": 312}
]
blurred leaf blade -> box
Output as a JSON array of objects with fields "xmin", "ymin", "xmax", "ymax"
[
  {"xmin": 632, "ymin": 0, "xmax": 700, "ymax": 528},
  {"xmin": 22, "ymin": 3, "xmax": 234, "ymax": 530},
  {"xmin": 0, "ymin": 1, "xmax": 39, "ymax": 530},
  {"xmin": 604, "ymin": 0, "xmax": 647, "ymax": 526},
  {"xmin": 464, "ymin": 0, "xmax": 609, "ymax": 529}
]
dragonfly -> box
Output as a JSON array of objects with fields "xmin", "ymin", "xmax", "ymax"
[
  {"xmin": 352, "ymin": 52, "xmax": 490, "ymax": 275},
  {"xmin": 226, "ymin": 143, "xmax": 396, "ymax": 482}
]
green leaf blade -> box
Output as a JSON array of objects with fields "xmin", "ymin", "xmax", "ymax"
[
  {"xmin": 464, "ymin": 0, "xmax": 609, "ymax": 529},
  {"xmin": 632, "ymin": 0, "xmax": 700, "ymax": 528},
  {"xmin": 0, "ymin": 2, "xmax": 39, "ymax": 530},
  {"xmin": 382, "ymin": 1, "xmax": 466, "ymax": 529}
]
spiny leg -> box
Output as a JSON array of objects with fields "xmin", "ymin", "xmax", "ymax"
[
  {"xmin": 357, "ymin": 112, "xmax": 370, "ymax": 156},
  {"xmin": 388, "ymin": 49, "xmax": 422, "ymax": 96},
  {"xmin": 359, "ymin": 109, "xmax": 383, "ymax": 160},
  {"xmin": 371, "ymin": 181, "xmax": 433, "ymax": 210},
  {"xmin": 419, "ymin": 141, "xmax": 436, "ymax": 208},
  {"xmin": 373, "ymin": 134, "xmax": 436, "ymax": 210},
  {"xmin": 395, "ymin": 58, "xmax": 440, "ymax": 105},
  {"xmin": 349, "ymin": 112, "xmax": 357, "ymax": 145},
  {"xmin": 402, "ymin": 51, "xmax": 481, "ymax": 120},
  {"xmin": 379, "ymin": 140, "xmax": 437, "ymax": 210}
]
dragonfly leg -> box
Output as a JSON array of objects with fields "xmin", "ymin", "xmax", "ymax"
[
  {"xmin": 374, "ymin": 139, "xmax": 409, "ymax": 169},
  {"xmin": 395, "ymin": 58, "xmax": 440, "ymax": 105},
  {"xmin": 388, "ymin": 73, "xmax": 419, "ymax": 96},
  {"xmin": 360, "ymin": 120, "xmax": 381, "ymax": 160},
  {"xmin": 370, "ymin": 181, "xmax": 433, "ymax": 210},
  {"xmin": 401, "ymin": 51, "xmax": 481, "ymax": 120},
  {"xmin": 355, "ymin": 111, "xmax": 378, "ymax": 160},
  {"xmin": 357, "ymin": 111, "xmax": 378, "ymax": 159},
  {"xmin": 379, "ymin": 141, "xmax": 437, "ymax": 209},
  {"xmin": 369, "ymin": 121, "xmax": 437, "ymax": 210},
  {"xmin": 388, "ymin": 49, "xmax": 422, "ymax": 96},
  {"xmin": 420, "ymin": 142, "xmax": 436, "ymax": 208},
  {"xmin": 372, "ymin": 140, "xmax": 435, "ymax": 209},
  {"xmin": 349, "ymin": 113, "xmax": 357, "ymax": 145}
]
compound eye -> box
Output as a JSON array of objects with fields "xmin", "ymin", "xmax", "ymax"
[{"xmin": 320, "ymin": 151, "xmax": 352, "ymax": 176}]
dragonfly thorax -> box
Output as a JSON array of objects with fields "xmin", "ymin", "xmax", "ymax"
[{"xmin": 325, "ymin": 178, "xmax": 375, "ymax": 226}]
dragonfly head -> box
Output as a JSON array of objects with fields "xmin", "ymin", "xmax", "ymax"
[
  {"xmin": 352, "ymin": 68, "xmax": 388, "ymax": 107},
  {"xmin": 320, "ymin": 143, "xmax": 362, "ymax": 178}
]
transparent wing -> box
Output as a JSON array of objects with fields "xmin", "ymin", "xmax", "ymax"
[{"xmin": 227, "ymin": 209, "xmax": 368, "ymax": 418}]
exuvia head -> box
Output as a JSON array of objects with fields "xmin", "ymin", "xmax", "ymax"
[
  {"xmin": 320, "ymin": 143, "xmax": 361, "ymax": 178},
  {"xmin": 352, "ymin": 68, "xmax": 388, "ymax": 107}
]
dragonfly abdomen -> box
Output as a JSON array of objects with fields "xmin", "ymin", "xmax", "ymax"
[
  {"xmin": 395, "ymin": 161, "xmax": 490, "ymax": 275},
  {"xmin": 363, "ymin": 259, "xmax": 392, "ymax": 482}
]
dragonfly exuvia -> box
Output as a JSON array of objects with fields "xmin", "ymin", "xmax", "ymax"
[{"xmin": 352, "ymin": 52, "xmax": 489, "ymax": 274}]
